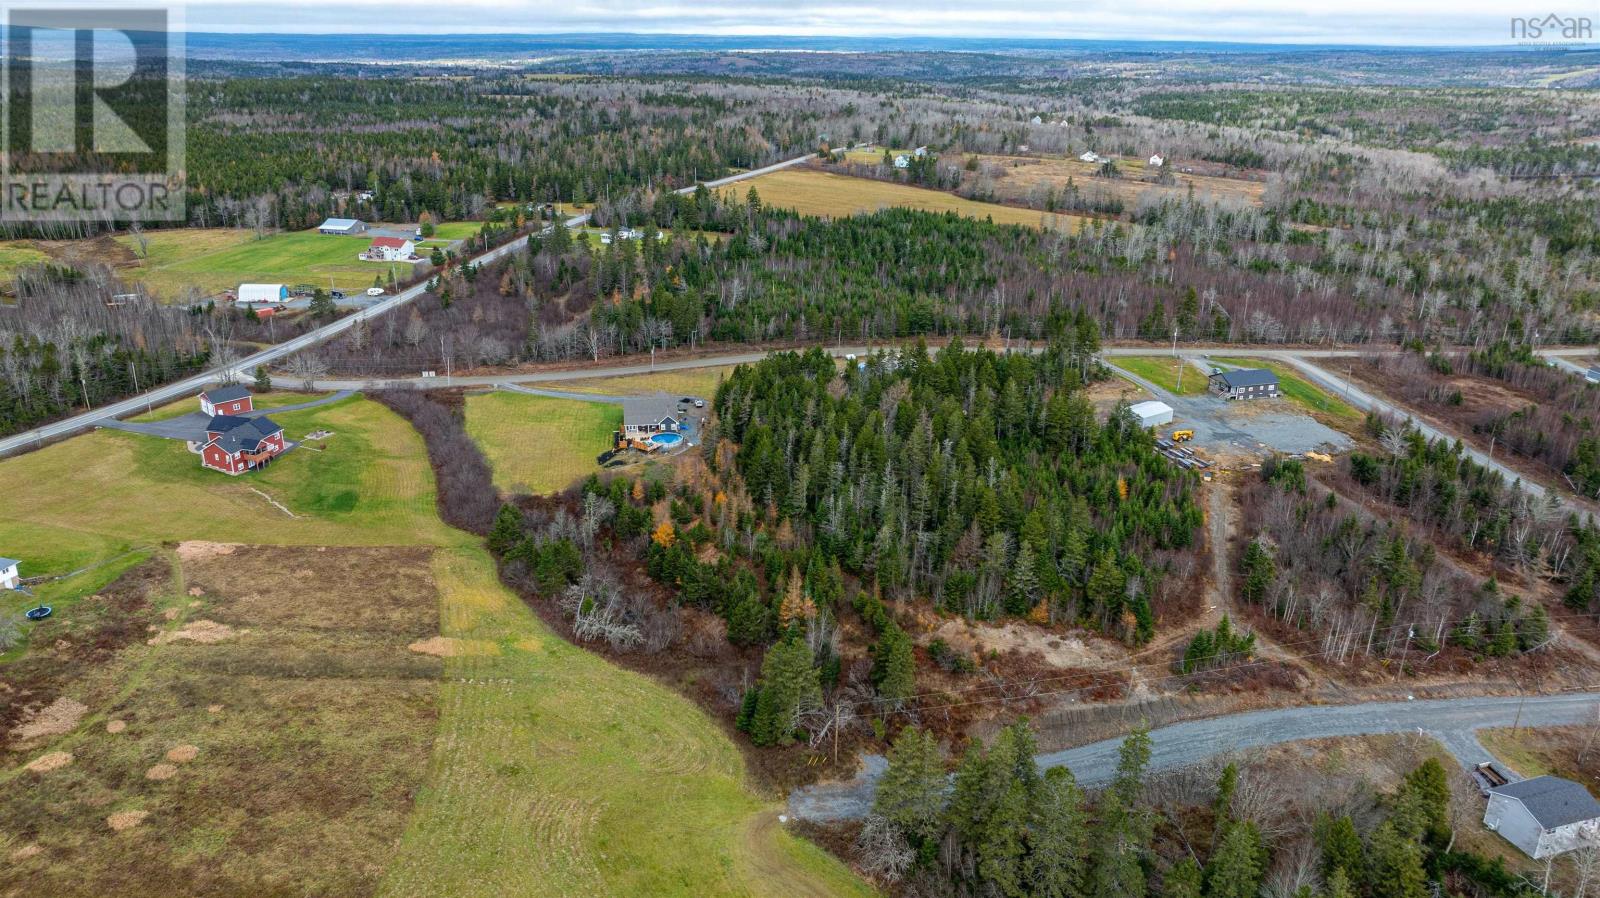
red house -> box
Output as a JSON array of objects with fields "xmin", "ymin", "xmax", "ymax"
[
  {"xmin": 200, "ymin": 414, "xmax": 286, "ymax": 475},
  {"xmin": 199, "ymin": 385, "xmax": 254, "ymax": 417}
]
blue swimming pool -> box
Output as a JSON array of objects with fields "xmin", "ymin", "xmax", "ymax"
[{"xmin": 651, "ymin": 432, "xmax": 684, "ymax": 448}]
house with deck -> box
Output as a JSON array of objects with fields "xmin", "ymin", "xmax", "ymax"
[
  {"xmin": 1485, "ymin": 776, "xmax": 1600, "ymax": 859},
  {"xmin": 1209, "ymin": 368, "xmax": 1280, "ymax": 401},
  {"xmin": 201, "ymin": 415, "xmax": 286, "ymax": 475},
  {"xmin": 362, "ymin": 236, "xmax": 415, "ymax": 261}
]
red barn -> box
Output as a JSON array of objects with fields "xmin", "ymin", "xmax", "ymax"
[
  {"xmin": 200, "ymin": 414, "xmax": 286, "ymax": 475},
  {"xmin": 199, "ymin": 385, "xmax": 255, "ymax": 417}
]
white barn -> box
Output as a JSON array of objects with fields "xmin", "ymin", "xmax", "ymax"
[
  {"xmin": 237, "ymin": 284, "xmax": 289, "ymax": 305},
  {"xmin": 1129, "ymin": 400, "xmax": 1175, "ymax": 428},
  {"xmin": 1485, "ymin": 776, "xmax": 1600, "ymax": 859},
  {"xmin": 1079, "ymin": 151, "xmax": 1103, "ymax": 163},
  {"xmin": 0, "ymin": 557, "xmax": 18, "ymax": 590},
  {"xmin": 318, "ymin": 217, "xmax": 367, "ymax": 235}
]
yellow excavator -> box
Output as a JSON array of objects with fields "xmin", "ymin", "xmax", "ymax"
[{"xmin": 1171, "ymin": 429, "xmax": 1195, "ymax": 442}]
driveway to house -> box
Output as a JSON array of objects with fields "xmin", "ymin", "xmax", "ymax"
[
  {"xmin": 788, "ymin": 692, "xmax": 1600, "ymax": 822},
  {"xmin": 0, "ymin": 152, "xmax": 819, "ymax": 460},
  {"xmin": 98, "ymin": 390, "xmax": 356, "ymax": 442}
]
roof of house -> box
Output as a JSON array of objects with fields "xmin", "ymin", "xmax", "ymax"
[
  {"xmin": 1492, "ymin": 776, "xmax": 1600, "ymax": 829},
  {"xmin": 319, "ymin": 217, "xmax": 363, "ymax": 230},
  {"xmin": 621, "ymin": 394, "xmax": 683, "ymax": 426},
  {"xmin": 1588, "ymin": 364, "xmax": 1600, "ymax": 375},
  {"xmin": 0, "ymin": 557, "xmax": 18, "ymax": 569},
  {"xmin": 208, "ymin": 415, "xmax": 283, "ymax": 454},
  {"xmin": 1212, "ymin": 368, "xmax": 1279, "ymax": 389},
  {"xmin": 370, "ymin": 236, "xmax": 410, "ymax": 249},
  {"xmin": 1129, "ymin": 400, "xmax": 1174, "ymax": 417},
  {"xmin": 202, "ymin": 385, "xmax": 252, "ymax": 404}
]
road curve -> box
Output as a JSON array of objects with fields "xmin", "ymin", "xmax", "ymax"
[
  {"xmin": 0, "ymin": 152, "xmax": 820, "ymax": 460},
  {"xmin": 787, "ymin": 692, "xmax": 1600, "ymax": 822}
]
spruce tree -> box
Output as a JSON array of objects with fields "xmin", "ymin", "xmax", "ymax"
[
  {"xmin": 1367, "ymin": 821, "xmax": 1428, "ymax": 898},
  {"xmin": 1317, "ymin": 814, "xmax": 1364, "ymax": 883},
  {"xmin": 874, "ymin": 727, "xmax": 946, "ymax": 843},
  {"xmin": 1163, "ymin": 858, "xmax": 1203, "ymax": 898},
  {"xmin": 487, "ymin": 504, "xmax": 523, "ymax": 556},
  {"xmin": 749, "ymin": 637, "xmax": 820, "ymax": 747},
  {"xmin": 872, "ymin": 621, "xmax": 916, "ymax": 704},
  {"xmin": 1204, "ymin": 822, "xmax": 1264, "ymax": 898},
  {"xmin": 1027, "ymin": 766, "xmax": 1090, "ymax": 898}
]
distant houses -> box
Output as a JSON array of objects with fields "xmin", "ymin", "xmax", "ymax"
[
  {"xmin": 1148, "ymin": 154, "xmax": 1165, "ymax": 167},
  {"xmin": 196, "ymin": 388, "xmax": 287, "ymax": 475},
  {"xmin": 318, "ymin": 217, "xmax": 367, "ymax": 235},
  {"xmin": 893, "ymin": 155, "xmax": 911, "ymax": 169},
  {"xmin": 1485, "ymin": 776, "xmax": 1600, "ymax": 859},
  {"xmin": 0, "ymin": 557, "xmax": 18, "ymax": 591},
  {"xmin": 1079, "ymin": 151, "xmax": 1104, "ymax": 164},
  {"xmin": 1209, "ymin": 368, "xmax": 1280, "ymax": 401},
  {"xmin": 362, "ymin": 236, "xmax": 415, "ymax": 261}
]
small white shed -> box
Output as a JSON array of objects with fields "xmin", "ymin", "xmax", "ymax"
[
  {"xmin": 0, "ymin": 557, "xmax": 19, "ymax": 591},
  {"xmin": 1485, "ymin": 776, "xmax": 1600, "ymax": 859},
  {"xmin": 1128, "ymin": 400, "xmax": 1175, "ymax": 429}
]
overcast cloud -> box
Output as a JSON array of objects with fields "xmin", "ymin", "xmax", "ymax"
[{"xmin": 181, "ymin": 0, "xmax": 1591, "ymax": 46}]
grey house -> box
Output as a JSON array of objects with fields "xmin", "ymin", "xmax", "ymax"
[
  {"xmin": 1485, "ymin": 776, "xmax": 1600, "ymax": 859},
  {"xmin": 620, "ymin": 394, "xmax": 682, "ymax": 437},
  {"xmin": 1209, "ymin": 368, "xmax": 1279, "ymax": 400}
]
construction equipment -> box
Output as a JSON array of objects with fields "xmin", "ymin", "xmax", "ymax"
[{"xmin": 1171, "ymin": 429, "xmax": 1195, "ymax": 442}]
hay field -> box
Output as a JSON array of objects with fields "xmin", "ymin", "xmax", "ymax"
[
  {"xmin": 0, "ymin": 546, "xmax": 441, "ymax": 898},
  {"xmin": 718, "ymin": 168, "xmax": 1085, "ymax": 232},
  {"xmin": 378, "ymin": 548, "xmax": 875, "ymax": 898},
  {"xmin": 966, "ymin": 152, "xmax": 1266, "ymax": 209},
  {"xmin": 115, "ymin": 228, "xmax": 416, "ymax": 299},
  {"xmin": 555, "ymin": 365, "xmax": 738, "ymax": 400},
  {"xmin": 463, "ymin": 391, "xmax": 623, "ymax": 495}
]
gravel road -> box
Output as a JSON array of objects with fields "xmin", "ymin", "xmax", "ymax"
[{"xmin": 787, "ymin": 693, "xmax": 1600, "ymax": 822}]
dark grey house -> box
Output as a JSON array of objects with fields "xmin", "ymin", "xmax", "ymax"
[
  {"xmin": 1209, "ymin": 368, "xmax": 1280, "ymax": 400},
  {"xmin": 1485, "ymin": 775, "xmax": 1600, "ymax": 859},
  {"xmin": 1586, "ymin": 365, "xmax": 1600, "ymax": 385}
]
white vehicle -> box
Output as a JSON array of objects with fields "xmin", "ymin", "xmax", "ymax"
[{"xmin": 366, "ymin": 287, "xmax": 385, "ymax": 297}]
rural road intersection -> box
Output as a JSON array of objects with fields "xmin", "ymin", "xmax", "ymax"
[{"xmin": 787, "ymin": 692, "xmax": 1600, "ymax": 822}]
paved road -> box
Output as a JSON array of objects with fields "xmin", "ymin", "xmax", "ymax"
[
  {"xmin": 0, "ymin": 153, "xmax": 819, "ymax": 460},
  {"xmin": 787, "ymin": 692, "xmax": 1600, "ymax": 822}
]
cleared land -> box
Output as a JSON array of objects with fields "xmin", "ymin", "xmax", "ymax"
[
  {"xmin": 1, "ymin": 545, "xmax": 441, "ymax": 897},
  {"xmin": 717, "ymin": 169, "xmax": 1086, "ymax": 232},
  {"xmin": 115, "ymin": 228, "xmax": 417, "ymax": 300},
  {"xmin": 1212, "ymin": 357, "xmax": 1365, "ymax": 432},
  {"xmin": 962, "ymin": 152, "xmax": 1266, "ymax": 210},
  {"xmin": 127, "ymin": 390, "xmax": 333, "ymax": 423},
  {"xmin": 0, "ymin": 242, "xmax": 50, "ymax": 285},
  {"xmin": 1114, "ymin": 356, "xmax": 1207, "ymax": 396},
  {"xmin": 463, "ymin": 391, "xmax": 623, "ymax": 495},
  {"xmin": 1, "ymin": 394, "xmax": 871, "ymax": 896},
  {"xmin": 556, "ymin": 365, "xmax": 737, "ymax": 399},
  {"xmin": 1477, "ymin": 726, "xmax": 1600, "ymax": 793}
]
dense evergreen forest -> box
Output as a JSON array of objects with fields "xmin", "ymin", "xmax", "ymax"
[{"xmin": 858, "ymin": 723, "xmax": 1539, "ymax": 898}]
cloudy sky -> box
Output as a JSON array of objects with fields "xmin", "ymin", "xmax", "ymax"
[{"xmin": 179, "ymin": 0, "xmax": 1594, "ymax": 46}]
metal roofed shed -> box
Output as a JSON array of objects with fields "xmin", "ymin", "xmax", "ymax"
[
  {"xmin": 236, "ymin": 284, "xmax": 289, "ymax": 305},
  {"xmin": 1485, "ymin": 775, "xmax": 1600, "ymax": 858},
  {"xmin": 1128, "ymin": 400, "xmax": 1174, "ymax": 428}
]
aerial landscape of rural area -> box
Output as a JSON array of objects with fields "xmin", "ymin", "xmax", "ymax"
[{"xmin": 6, "ymin": 2, "xmax": 1600, "ymax": 896}]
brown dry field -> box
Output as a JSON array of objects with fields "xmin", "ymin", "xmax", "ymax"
[
  {"xmin": 1, "ymin": 544, "xmax": 441, "ymax": 898},
  {"xmin": 963, "ymin": 152, "xmax": 1267, "ymax": 210}
]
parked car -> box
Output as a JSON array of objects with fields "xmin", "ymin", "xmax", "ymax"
[
  {"xmin": 330, "ymin": 290, "xmax": 345, "ymax": 300},
  {"xmin": 366, "ymin": 287, "xmax": 385, "ymax": 297},
  {"xmin": 694, "ymin": 399, "xmax": 705, "ymax": 408}
]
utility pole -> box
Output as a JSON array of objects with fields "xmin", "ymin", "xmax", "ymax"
[{"xmin": 1173, "ymin": 325, "xmax": 1184, "ymax": 393}]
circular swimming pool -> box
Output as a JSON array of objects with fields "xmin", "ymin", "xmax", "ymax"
[{"xmin": 650, "ymin": 432, "xmax": 684, "ymax": 448}]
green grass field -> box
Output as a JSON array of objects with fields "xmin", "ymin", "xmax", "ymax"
[
  {"xmin": 1112, "ymin": 356, "xmax": 1207, "ymax": 396},
  {"xmin": 464, "ymin": 391, "xmax": 622, "ymax": 495},
  {"xmin": 127, "ymin": 390, "xmax": 332, "ymax": 423},
  {"xmin": 557, "ymin": 366, "xmax": 737, "ymax": 400},
  {"xmin": 117, "ymin": 228, "xmax": 416, "ymax": 299},
  {"xmin": 1213, "ymin": 357, "xmax": 1364, "ymax": 431},
  {"xmin": 0, "ymin": 241, "xmax": 50, "ymax": 284},
  {"xmin": 1, "ymin": 395, "xmax": 876, "ymax": 897}
]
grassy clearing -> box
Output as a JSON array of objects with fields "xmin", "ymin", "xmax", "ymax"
[
  {"xmin": 378, "ymin": 548, "xmax": 876, "ymax": 898},
  {"xmin": 0, "ymin": 241, "xmax": 50, "ymax": 284},
  {"xmin": 717, "ymin": 168, "xmax": 1086, "ymax": 232},
  {"xmin": 113, "ymin": 228, "xmax": 416, "ymax": 299},
  {"xmin": 1478, "ymin": 726, "xmax": 1600, "ymax": 793},
  {"xmin": 1, "ymin": 545, "xmax": 440, "ymax": 898},
  {"xmin": 556, "ymin": 365, "xmax": 737, "ymax": 400},
  {"xmin": 1113, "ymin": 356, "xmax": 1207, "ymax": 396},
  {"xmin": 0, "ymin": 396, "xmax": 466, "ymax": 562},
  {"xmin": 463, "ymin": 391, "xmax": 621, "ymax": 495},
  {"xmin": 1213, "ymin": 357, "xmax": 1365, "ymax": 432}
]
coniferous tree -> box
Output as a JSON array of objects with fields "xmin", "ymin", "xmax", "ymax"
[
  {"xmin": 1367, "ymin": 821, "xmax": 1428, "ymax": 898},
  {"xmin": 748, "ymin": 637, "xmax": 820, "ymax": 747},
  {"xmin": 874, "ymin": 727, "xmax": 946, "ymax": 844},
  {"xmin": 1027, "ymin": 766, "xmax": 1090, "ymax": 898},
  {"xmin": 1205, "ymin": 822, "xmax": 1265, "ymax": 898}
]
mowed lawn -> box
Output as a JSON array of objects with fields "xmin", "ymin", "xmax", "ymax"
[
  {"xmin": 557, "ymin": 365, "xmax": 737, "ymax": 400},
  {"xmin": 464, "ymin": 391, "xmax": 622, "ymax": 495},
  {"xmin": 1113, "ymin": 356, "xmax": 1207, "ymax": 396},
  {"xmin": 114, "ymin": 228, "xmax": 418, "ymax": 299},
  {"xmin": 716, "ymin": 168, "xmax": 1086, "ymax": 232},
  {"xmin": 127, "ymin": 390, "xmax": 333, "ymax": 423},
  {"xmin": 379, "ymin": 548, "xmax": 876, "ymax": 898},
  {"xmin": 1212, "ymin": 357, "xmax": 1365, "ymax": 431}
]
